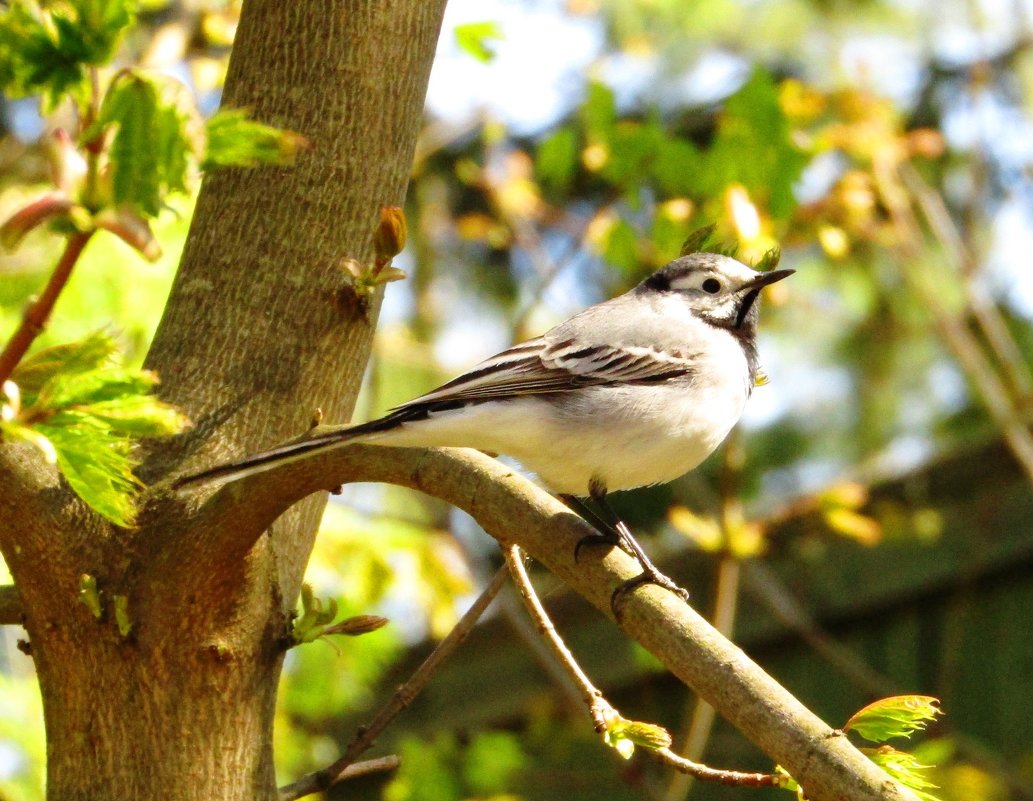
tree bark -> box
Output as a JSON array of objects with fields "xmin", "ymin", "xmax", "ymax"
[{"xmin": 0, "ymin": 3, "xmax": 447, "ymax": 800}]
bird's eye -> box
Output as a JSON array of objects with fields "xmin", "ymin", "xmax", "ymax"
[{"xmin": 701, "ymin": 278, "xmax": 721, "ymax": 294}]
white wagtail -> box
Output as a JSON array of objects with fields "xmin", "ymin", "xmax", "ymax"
[{"xmin": 177, "ymin": 248, "xmax": 792, "ymax": 605}]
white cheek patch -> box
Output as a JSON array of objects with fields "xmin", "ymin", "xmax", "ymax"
[{"xmin": 669, "ymin": 273, "xmax": 707, "ymax": 292}]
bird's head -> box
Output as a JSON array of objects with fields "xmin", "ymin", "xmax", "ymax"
[{"xmin": 640, "ymin": 252, "xmax": 793, "ymax": 331}]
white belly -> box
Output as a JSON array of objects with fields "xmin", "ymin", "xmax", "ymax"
[{"xmin": 371, "ymin": 342, "xmax": 751, "ymax": 496}]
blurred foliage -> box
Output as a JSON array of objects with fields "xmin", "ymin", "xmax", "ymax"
[{"xmin": 2, "ymin": 0, "xmax": 1033, "ymax": 799}]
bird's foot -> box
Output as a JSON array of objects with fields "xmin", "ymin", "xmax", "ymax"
[{"xmin": 610, "ymin": 565, "xmax": 690, "ymax": 617}]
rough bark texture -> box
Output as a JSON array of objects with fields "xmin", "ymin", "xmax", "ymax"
[{"xmin": 0, "ymin": 3, "xmax": 447, "ymax": 800}]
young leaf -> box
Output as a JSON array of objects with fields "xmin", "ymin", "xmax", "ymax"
[
  {"xmin": 91, "ymin": 72, "xmax": 195, "ymax": 218},
  {"xmin": 100, "ymin": 74, "xmax": 162, "ymax": 215},
  {"xmin": 8, "ymin": 333, "xmax": 190, "ymax": 526},
  {"xmin": 454, "ymin": 20, "xmax": 503, "ymax": 63},
  {"xmin": 203, "ymin": 107, "xmax": 307, "ymax": 169},
  {"xmin": 844, "ymin": 696, "xmax": 942, "ymax": 742},
  {"xmin": 864, "ymin": 746, "xmax": 942, "ymax": 801},
  {"xmin": 10, "ymin": 330, "xmax": 116, "ymax": 397},
  {"xmin": 35, "ymin": 419, "xmax": 140, "ymax": 526},
  {"xmin": 0, "ymin": 0, "xmax": 136, "ymax": 108}
]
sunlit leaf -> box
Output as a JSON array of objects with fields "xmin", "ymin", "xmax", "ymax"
[
  {"xmin": 8, "ymin": 333, "xmax": 189, "ymax": 525},
  {"xmin": 203, "ymin": 107, "xmax": 307, "ymax": 169},
  {"xmin": 0, "ymin": 0, "xmax": 135, "ymax": 108},
  {"xmin": 865, "ymin": 746, "xmax": 942, "ymax": 801},
  {"xmin": 700, "ymin": 67, "xmax": 807, "ymax": 220},
  {"xmin": 454, "ymin": 20, "xmax": 503, "ymax": 63},
  {"xmin": 845, "ymin": 696, "xmax": 942, "ymax": 742},
  {"xmin": 35, "ymin": 419, "xmax": 139, "ymax": 526},
  {"xmin": 11, "ymin": 330, "xmax": 116, "ymax": 396}
]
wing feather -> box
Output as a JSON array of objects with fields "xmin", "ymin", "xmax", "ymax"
[{"xmin": 393, "ymin": 337, "xmax": 698, "ymax": 411}]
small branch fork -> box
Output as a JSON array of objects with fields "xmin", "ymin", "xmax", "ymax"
[
  {"xmin": 276, "ymin": 564, "xmax": 509, "ymax": 801},
  {"xmin": 502, "ymin": 544, "xmax": 781, "ymax": 790}
]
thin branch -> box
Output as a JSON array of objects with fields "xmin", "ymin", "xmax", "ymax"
[
  {"xmin": 275, "ymin": 564, "xmax": 508, "ymax": 801},
  {"xmin": 504, "ymin": 545, "xmax": 612, "ymax": 730},
  {"xmin": 277, "ymin": 756, "xmax": 400, "ymax": 801},
  {"xmin": 667, "ymin": 438, "xmax": 746, "ymax": 801},
  {"xmin": 874, "ymin": 162, "xmax": 1033, "ymax": 485},
  {"xmin": 505, "ymin": 544, "xmax": 781, "ymax": 790},
  {"xmin": 654, "ymin": 749, "xmax": 779, "ymax": 787},
  {"xmin": 181, "ymin": 443, "xmax": 920, "ymax": 801},
  {"xmin": 0, "ymin": 584, "xmax": 22, "ymax": 626},
  {"xmin": 0, "ymin": 231, "xmax": 94, "ymax": 386},
  {"xmin": 665, "ymin": 554, "xmax": 742, "ymax": 801},
  {"xmin": 899, "ymin": 162, "xmax": 1033, "ymax": 397}
]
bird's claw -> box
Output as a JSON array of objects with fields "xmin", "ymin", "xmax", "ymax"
[{"xmin": 610, "ymin": 568, "xmax": 690, "ymax": 618}]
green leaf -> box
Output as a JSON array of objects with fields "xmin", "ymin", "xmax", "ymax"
[
  {"xmin": 35, "ymin": 366, "xmax": 158, "ymax": 410},
  {"xmin": 69, "ymin": 394, "xmax": 188, "ymax": 436},
  {"xmin": 90, "ymin": 72, "xmax": 195, "ymax": 217},
  {"xmin": 599, "ymin": 119, "xmax": 663, "ymax": 189},
  {"xmin": 650, "ymin": 137, "xmax": 702, "ymax": 196},
  {"xmin": 680, "ymin": 223, "xmax": 717, "ymax": 256},
  {"xmin": 11, "ymin": 330, "xmax": 116, "ymax": 398},
  {"xmin": 0, "ymin": 2, "xmax": 87, "ymax": 107},
  {"xmin": 454, "ymin": 20, "xmax": 503, "ymax": 63},
  {"xmin": 203, "ymin": 107, "xmax": 307, "ymax": 169},
  {"xmin": 0, "ymin": 0, "xmax": 136, "ymax": 108},
  {"xmin": 100, "ymin": 74, "xmax": 162, "ymax": 215},
  {"xmin": 7, "ymin": 332, "xmax": 190, "ymax": 526},
  {"xmin": 865, "ymin": 746, "xmax": 942, "ymax": 801},
  {"xmin": 602, "ymin": 218, "xmax": 639, "ymax": 274},
  {"xmin": 699, "ymin": 67, "xmax": 807, "ymax": 220},
  {"xmin": 581, "ymin": 81, "xmax": 616, "ymax": 140},
  {"xmin": 154, "ymin": 100, "xmax": 192, "ymax": 196},
  {"xmin": 35, "ymin": 419, "xmax": 139, "ymax": 526},
  {"xmin": 844, "ymin": 696, "xmax": 942, "ymax": 742},
  {"xmin": 535, "ymin": 126, "xmax": 579, "ymax": 194}
]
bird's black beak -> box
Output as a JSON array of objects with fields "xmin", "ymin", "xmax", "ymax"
[
  {"xmin": 741, "ymin": 268, "xmax": 795, "ymax": 292},
  {"xmin": 734, "ymin": 269, "xmax": 794, "ymax": 328}
]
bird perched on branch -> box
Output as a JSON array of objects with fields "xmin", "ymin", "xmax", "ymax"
[{"xmin": 177, "ymin": 236, "xmax": 792, "ymax": 607}]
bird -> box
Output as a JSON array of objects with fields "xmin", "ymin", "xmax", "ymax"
[{"xmin": 176, "ymin": 247, "xmax": 793, "ymax": 606}]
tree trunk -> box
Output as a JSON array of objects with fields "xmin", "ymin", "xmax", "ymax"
[{"xmin": 0, "ymin": 3, "xmax": 447, "ymax": 799}]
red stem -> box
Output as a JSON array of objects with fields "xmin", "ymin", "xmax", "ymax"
[{"xmin": 0, "ymin": 230, "xmax": 94, "ymax": 386}]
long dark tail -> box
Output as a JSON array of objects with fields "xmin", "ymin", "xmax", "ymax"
[{"xmin": 172, "ymin": 410, "xmax": 414, "ymax": 490}]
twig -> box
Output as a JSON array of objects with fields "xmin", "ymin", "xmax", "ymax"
[
  {"xmin": 276, "ymin": 564, "xmax": 508, "ymax": 801},
  {"xmin": 875, "ymin": 162, "xmax": 1033, "ymax": 484},
  {"xmin": 0, "ymin": 584, "xmax": 22, "ymax": 626},
  {"xmin": 277, "ymin": 756, "xmax": 400, "ymax": 801},
  {"xmin": 655, "ymin": 749, "xmax": 779, "ymax": 787},
  {"xmin": 899, "ymin": 162, "xmax": 1033, "ymax": 398},
  {"xmin": 503, "ymin": 544, "xmax": 613, "ymax": 729},
  {"xmin": 0, "ymin": 231, "xmax": 94, "ymax": 386},
  {"xmin": 504, "ymin": 544, "xmax": 782, "ymax": 790},
  {"xmin": 664, "ymin": 554, "xmax": 741, "ymax": 801},
  {"xmin": 666, "ymin": 436, "xmax": 747, "ymax": 801}
]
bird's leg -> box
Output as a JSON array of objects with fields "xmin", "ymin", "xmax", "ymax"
[
  {"xmin": 559, "ymin": 494, "xmax": 634, "ymax": 561},
  {"xmin": 588, "ymin": 482, "xmax": 691, "ymax": 610}
]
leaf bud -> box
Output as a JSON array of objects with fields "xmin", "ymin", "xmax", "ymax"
[{"xmin": 373, "ymin": 205, "xmax": 407, "ymax": 263}]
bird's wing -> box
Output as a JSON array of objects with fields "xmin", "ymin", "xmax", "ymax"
[{"xmin": 392, "ymin": 337, "xmax": 699, "ymax": 409}]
